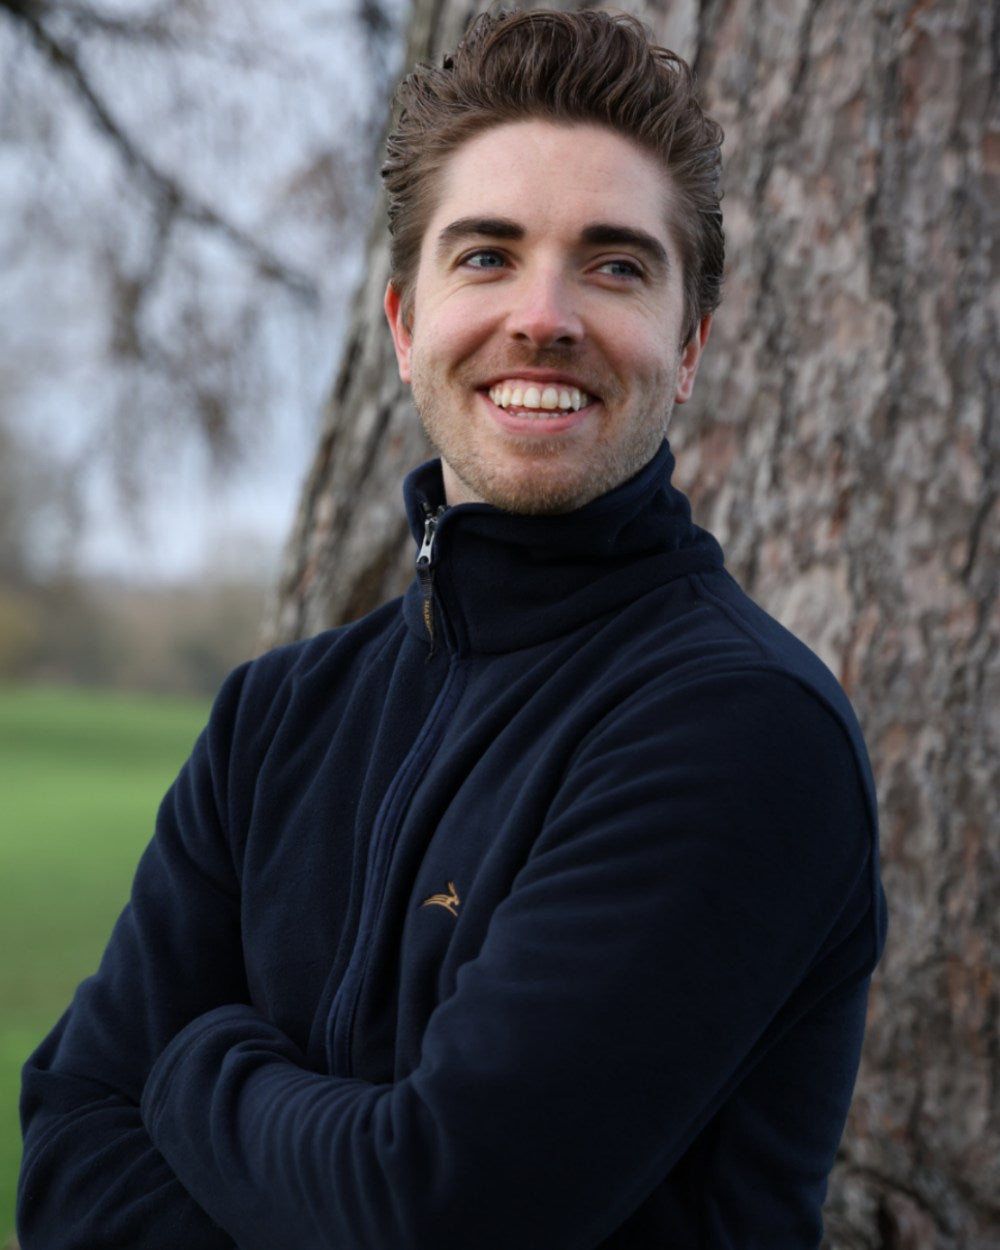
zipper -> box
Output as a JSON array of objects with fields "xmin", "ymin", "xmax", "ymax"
[
  {"xmin": 325, "ymin": 497, "xmax": 456, "ymax": 1075},
  {"xmin": 416, "ymin": 504, "xmax": 446, "ymax": 651}
]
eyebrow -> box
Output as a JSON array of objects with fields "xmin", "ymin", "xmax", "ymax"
[
  {"xmin": 434, "ymin": 216, "xmax": 671, "ymax": 274},
  {"xmin": 435, "ymin": 216, "xmax": 523, "ymax": 261},
  {"xmin": 580, "ymin": 224, "xmax": 670, "ymax": 274}
]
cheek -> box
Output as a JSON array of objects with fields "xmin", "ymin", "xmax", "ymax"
[
  {"xmin": 413, "ymin": 299, "xmax": 496, "ymax": 373},
  {"xmin": 592, "ymin": 303, "xmax": 674, "ymax": 372},
  {"xmin": 613, "ymin": 331, "xmax": 676, "ymax": 394}
]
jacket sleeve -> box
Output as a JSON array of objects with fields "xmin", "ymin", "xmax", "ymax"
[
  {"xmin": 16, "ymin": 664, "xmax": 259, "ymax": 1250},
  {"xmin": 139, "ymin": 670, "xmax": 884, "ymax": 1250}
]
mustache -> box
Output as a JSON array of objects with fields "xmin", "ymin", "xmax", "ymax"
[{"xmin": 506, "ymin": 345, "xmax": 587, "ymax": 371}]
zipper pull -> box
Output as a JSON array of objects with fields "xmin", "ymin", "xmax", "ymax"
[
  {"xmin": 417, "ymin": 510, "xmax": 440, "ymax": 570},
  {"xmin": 416, "ymin": 506, "xmax": 445, "ymax": 649}
]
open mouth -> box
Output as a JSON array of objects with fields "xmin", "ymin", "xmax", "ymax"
[{"xmin": 487, "ymin": 380, "xmax": 595, "ymax": 417}]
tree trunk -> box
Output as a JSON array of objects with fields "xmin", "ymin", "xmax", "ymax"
[{"xmin": 261, "ymin": 0, "xmax": 1000, "ymax": 1243}]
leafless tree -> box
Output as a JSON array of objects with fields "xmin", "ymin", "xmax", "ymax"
[{"xmin": 0, "ymin": 0, "xmax": 405, "ymax": 566}]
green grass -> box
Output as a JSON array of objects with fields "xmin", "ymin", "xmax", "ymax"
[{"xmin": 0, "ymin": 684, "xmax": 211, "ymax": 1245}]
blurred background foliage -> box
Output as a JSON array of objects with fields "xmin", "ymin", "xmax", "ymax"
[{"xmin": 0, "ymin": 0, "xmax": 408, "ymax": 688}]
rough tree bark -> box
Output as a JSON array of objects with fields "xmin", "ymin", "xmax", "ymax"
[{"xmin": 261, "ymin": 1, "xmax": 1000, "ymax": 1245}]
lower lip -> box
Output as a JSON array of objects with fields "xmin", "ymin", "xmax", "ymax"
[{"xmin": 481, "ymin": 393, "xmax": 595, "ymax": 436}]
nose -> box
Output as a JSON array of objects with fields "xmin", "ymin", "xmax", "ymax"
[{"xmin": 507, "ymin": 264, "xmax": 582, "ymax": 348}]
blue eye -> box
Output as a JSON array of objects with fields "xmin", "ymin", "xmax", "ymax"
[
  {"xmin": 598, "ymin": 259, "xmax": 642, "ymax": 278},
  {"xmin": 463, "ymin": 250, "xmax": 507, "ymax": 269}
]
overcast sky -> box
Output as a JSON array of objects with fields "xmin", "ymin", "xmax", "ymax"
[{"xmin": 1, "ymin": 0, "xmax": 409, "ymax": 583}]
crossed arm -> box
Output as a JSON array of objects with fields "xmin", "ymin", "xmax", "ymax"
[{"xmin": 18, "ymin": 667, "xmax": 879, "ymax": 1249}]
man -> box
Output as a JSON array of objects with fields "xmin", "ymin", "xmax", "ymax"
[{"xmin": 19, "ymin": 10, "xmax": 886, "ymax": 1248}]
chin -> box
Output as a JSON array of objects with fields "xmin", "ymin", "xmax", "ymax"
[{"xmin": 458, "ymin": 466, "xmax": 599, "ymax": 515}]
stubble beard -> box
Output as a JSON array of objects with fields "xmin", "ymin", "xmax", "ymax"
[{"xmin": 410, "ymin": 354, "xmax": 677, "ymax": 515}]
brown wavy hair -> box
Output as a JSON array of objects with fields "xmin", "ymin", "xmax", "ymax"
[{"xmin": 382, "ymin": 8, "xmax": 724, "ymax": 344}]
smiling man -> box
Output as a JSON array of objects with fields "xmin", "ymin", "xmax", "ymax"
[
  {"xmin": 19, "ymin": 11, "xmax": 886, "ymax": 1250},
  {"xmin": 385, "ymin": 119, "xmax": 709, "ymax": 514}
]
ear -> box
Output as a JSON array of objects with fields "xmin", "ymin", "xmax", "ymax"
[
  {"xmin": 384, "ymin": 281, "xmax": 413, "ymax": 383},
  {"xmin": 674, "ymin": 314, "xmax": 712, "ymax": 405}
]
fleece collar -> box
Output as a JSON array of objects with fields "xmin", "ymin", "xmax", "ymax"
[{"xmin": 401, "ymin": 441, "xmax": 724, "ymax": 655}]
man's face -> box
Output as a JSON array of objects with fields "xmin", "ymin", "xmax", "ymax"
[{"xmin": 385, "ymin": 120, "xmax": 710, "ymax": 512}]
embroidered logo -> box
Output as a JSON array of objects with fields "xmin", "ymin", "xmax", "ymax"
[{"xmin": 421, "ymin": 881, "xmax": 460, "ymax": 917}]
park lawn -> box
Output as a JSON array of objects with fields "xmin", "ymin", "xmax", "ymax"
[{"xmin": 0, "ymin": 684, "xmax": 210, "ymax": 1245}]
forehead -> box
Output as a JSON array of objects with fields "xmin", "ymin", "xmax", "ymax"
[{"xmin": 422, "ymin": 119, "xmax": 677, "ymax": 258}]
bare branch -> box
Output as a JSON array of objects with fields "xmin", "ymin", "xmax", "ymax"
[
  {"xmin": 17, "ymin": 0, "xmax": 183, "ymax": 44},
  {"xmin": 2, "ymin": 0, "xmax": 321, "ymax": 305},
  {"xmin": 30, "ymin": 0, "xmax": 324, "ymax": 78}
]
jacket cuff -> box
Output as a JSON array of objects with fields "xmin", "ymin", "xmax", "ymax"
[{"xmin": 140, "ymin": 1004, "xmax": 296, "ymax": 1148}]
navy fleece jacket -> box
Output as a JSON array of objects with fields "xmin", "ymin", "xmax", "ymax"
[{"xmin": 18, "ymin": 442, "xmax": 886, "ymax": 1249}]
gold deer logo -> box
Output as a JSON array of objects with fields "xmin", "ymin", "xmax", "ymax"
[{"xmin": 421, "ymin": 881, "xmax": 460, "ymax": 917}]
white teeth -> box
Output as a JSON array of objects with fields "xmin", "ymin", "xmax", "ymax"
[{"xmin": 488, "ymin": 381, "xmax": 592, "ymax": 413}]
